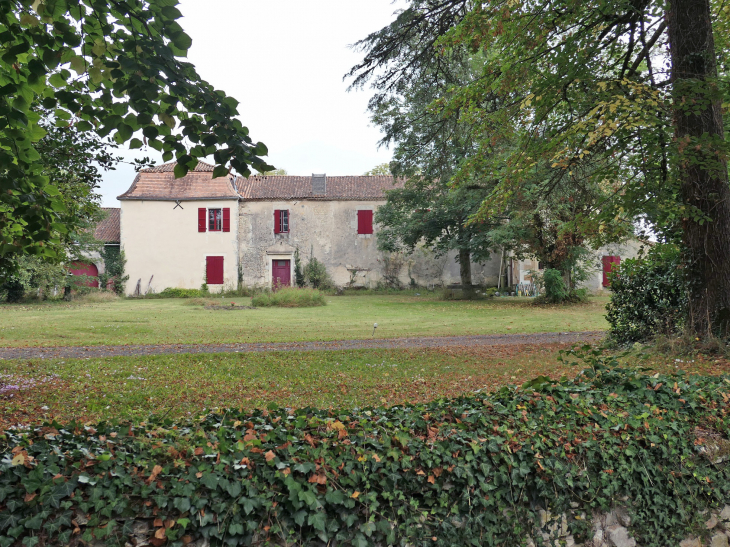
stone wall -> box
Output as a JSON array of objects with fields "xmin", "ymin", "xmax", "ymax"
[
  {"xmin": 237, "ymin": 199, "xmax": 501, "ymax": 289},
  {"xmin": 525, "ymin": 505, "xmax": 730, "ymax": 547}
]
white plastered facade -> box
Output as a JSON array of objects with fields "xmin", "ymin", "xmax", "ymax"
[{"xmin": 121, "ymin": 199, "xmax": 239, "ymax": 294}]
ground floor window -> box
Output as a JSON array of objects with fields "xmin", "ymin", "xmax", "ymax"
[{"xmin": 206, "ymin": 256, "xmax": 224, "ymax": 284}]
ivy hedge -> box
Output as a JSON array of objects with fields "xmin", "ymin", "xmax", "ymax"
[{"xmin": 1, "ymin": 349, "xmax": 729, "ymax": 547}]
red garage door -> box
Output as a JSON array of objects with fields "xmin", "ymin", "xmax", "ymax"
[{"xmin": 69, "ymin": 262, "xmax": 99, "ymax": 288}]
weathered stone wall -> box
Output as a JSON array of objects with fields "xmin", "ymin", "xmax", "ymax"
[
  {"xmin": 237, "ymin": 199, "xmax": 501, "ymax": 288},
  {"xmin": 525, "ymin": 504, "xmax": 730, "ymax": 547}
]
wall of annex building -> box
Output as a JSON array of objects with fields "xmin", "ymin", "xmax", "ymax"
[
  {"xmin": 237, "ymin": 199, "xmax": 502, "ymax": 288},
  {"xmin": 120, "ymin": 199, "xmax": 239, "ymax": 295}
]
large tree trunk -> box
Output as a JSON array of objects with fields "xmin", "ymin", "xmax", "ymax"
[
  {"xmin": 458, "ymin": 248, "xmax": 475, "ymax": 299},
  {"xmin": 668, "ymin": 0, "xmax": 730, "ymax": 336}
]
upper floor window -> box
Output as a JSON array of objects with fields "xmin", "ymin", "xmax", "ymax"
[
  {"xmin": 209, "ymin": 209, "xmax": 222, "ymax": 231},
  {"xmin": 274, "ymin": 209, "xmax": 289, "ymax": 234},
  {"xmin": 357, "ymin": 210, "xmax": 373, "ymax": 234},
  {"xmin": 198, "ymin": 207, "xmax": 230, "ymax": 232}
]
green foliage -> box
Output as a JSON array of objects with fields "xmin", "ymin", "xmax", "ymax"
[
  {"xmin": 259, "ymin": 168, "xmax": 288, "ymax": 176},
  {"xmin": 98, "ymin": 247, "xmax": 128, "ymax": 296},
  {"xmin": 2, "ymin": 280, "xmax": 24, "ymax": 303},
  {"xmin": 362, "ymin": 163, "xmax": 391, "ymax": 176},
  {"xmin": 156, "ymin": 288, "xmax": 206, "ymax": 299},
  {"xmin": 252, "ymin": 287, "xmax": 326, "ymax": 308},
  {"xmin": 541, "ymin": 268, "xmax": 568, "ymax": 303},
  {"xmin": 304, "ymin": 257, "xmax": 333, "ymax": 290},
  {"xmin": 1, "ymin": 349, "xmax": 729, "ymax": 546},
  {"xmin": 294, "ymin": 248, "xmax": 306, "ymax": 288},
  {"xmin": 0, "ymin": 256, "xmax": 67, "ymax": 302},
  {"xmin": 0, "ymin": 0, "xmax": 271, "ymax": 275},
  {"xmin": 606, "ymin": 245, "xmax": 687, "ymax": 344}
]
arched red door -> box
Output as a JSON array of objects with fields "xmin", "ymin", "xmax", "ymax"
[{"xmin": 69, "ymin": 262, "xmax": 99, "ymax": 288}]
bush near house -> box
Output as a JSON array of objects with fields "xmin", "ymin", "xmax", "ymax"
[
  {"xmin": 606, "ymin": 244, "xmax": 686, "ymax": 344},
  {"xmin": 252, "ymin": 287, "xmax": 326, "ymax": 308},
  {"xmin": 1, "ymin": 349, "xmax": 729, "ymax": 547}
]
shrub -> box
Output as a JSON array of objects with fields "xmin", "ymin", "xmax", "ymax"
[
  {"xmin": 156, "ymin": 287, "xmax": 204, "ymax": 298},
  {"xmin": 252, "ymin": 286, "xmax": 326, "ymax": 307},
  {"xmin": 294, "ymin": 248, "xmax": 306, "ymax": 288},
  {"xmin": 2, "ymin": 280, "xmax": 24, "ymax": 303},
  {"xmin": 606, "ymin": 244, "xmax": 686, "ymax": 344},
  {"xmin": 542, "ymin": 268, "xmax": 567, "ymax": 303},
  {"xmin": 303, "ymin": 257, "xmax": 333, "ymax": 290},
  {"xmin": 1, "ymin": 350, "xmax": 729, "ymax": 547}
]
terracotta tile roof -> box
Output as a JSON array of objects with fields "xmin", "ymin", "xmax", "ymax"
[
  {"xmin": 117, "ymin": 161, "xmax": 238, "ymax": 201},
  {"xmin": 235, "ymin": 175, "xmax": 402, "ymax": 200},
  {"xmin": 140, "ymin": 160, "xmax": 216, "ymax": 173},
  {"xmin": 94, "ymin": 208, "xmax": 120, "ymax": 243}
]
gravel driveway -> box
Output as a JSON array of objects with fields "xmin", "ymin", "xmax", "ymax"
[{"xmin": 0, "ymin": 331, "xmax": 604, "ymax": 360}]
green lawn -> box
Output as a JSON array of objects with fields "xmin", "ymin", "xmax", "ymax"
[
  {"xmin": 3, "ymin": 342, "xmax": 729, "ymax": 429},
  {"xmin": 0, "ymin": 344, "xmax": 579, "ymax": 427},
  {"xmin": 0, "ymin": 294, "xmax": 609, "ymax": 347}
]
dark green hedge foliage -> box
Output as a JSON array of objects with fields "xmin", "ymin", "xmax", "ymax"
[
  {"xmin": 606, "ymin": 244, "xmax": 687, "ymax": 344},
  {"xmin": 1, "ymin": 349, "xmax": 729, "ymax": 547}
]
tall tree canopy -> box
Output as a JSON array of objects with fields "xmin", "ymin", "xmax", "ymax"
[
  {"xmin": 0, "ymin": 0, "xmax": 271, "ymax": 276},
  {"xmin": 350, "ymin": 0, "xmax": 730, "ymax": 335}
]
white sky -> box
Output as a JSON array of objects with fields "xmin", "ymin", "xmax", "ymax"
[{"xmin": 99, "ymin": 0, "xmax": 403, "ymax": 207}]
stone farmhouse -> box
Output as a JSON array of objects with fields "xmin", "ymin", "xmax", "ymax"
[
  {"xmin": 114, "ymin": 161, "xmax": 503, "ymax": 295},
  {"xmin": 80, "ymin": 161, "xmax": 637, "ymax": 295}
]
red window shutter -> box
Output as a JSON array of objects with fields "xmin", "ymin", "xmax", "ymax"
[
  {"xmin": 358, "ymin": 210, "xmax": 373, "ymax": 234},
  {"xmin": 198, "ymin": 208, "xmax": 206, "ymax": 232},
  {"xmin": 222, "ymin": 208, "xmax": 231, "ymax": 232},
  {"xmin": 206, "ymin": 256, "xmax": 224, "ymax": 284},
  {"xmin": 274, "ymin": 209, "xmax": 281, "ymax": 234}
]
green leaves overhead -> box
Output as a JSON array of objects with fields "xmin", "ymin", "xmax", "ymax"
[{"xmin": 0, "ymin": 0, "xmax": 271, "ymax": 273}]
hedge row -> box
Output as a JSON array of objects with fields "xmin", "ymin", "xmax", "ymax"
[{"xmin": 1, "ymin": 348, "xmax": 729, "ymax": 547}]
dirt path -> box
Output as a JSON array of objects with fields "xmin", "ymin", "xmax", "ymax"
[{"xmin": 0, "ymin": 331, "xmax": 604, "ymax": 360}]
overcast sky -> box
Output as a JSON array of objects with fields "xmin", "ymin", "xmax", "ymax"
[{"xmin": 99, "ymin": 0, "xmax": 403, "ymax": 207}]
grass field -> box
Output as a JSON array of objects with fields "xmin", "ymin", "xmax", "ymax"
[
  {"xmin": 0, "ymin": 294, "xmax": 610, "ymax": 347},
  {"xmin": 2, "ymin": 342, "xmax": 729, "ymax": 429}
]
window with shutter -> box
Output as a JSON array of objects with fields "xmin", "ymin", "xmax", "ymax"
[
  {"xmin": 357, "ymin": 210, "xmax": 373, "ymax": 234},
  {"xmin": 222, "ymin": 208, "xmax": 230, "ymax": 232},
  {"xmin": 206, "ymin": 256, "xmax": 224, "ymax": 284},
  {"xmin": 274, "ymin": 210, "xmax": 289, "ymax": 233},
  {"xmin": 198, "ymin": 208, "xmax": 206, "ymax": 232},
  {"xmin": 208, "ymin": 209, "xmax": 222, "ymax": 231}
]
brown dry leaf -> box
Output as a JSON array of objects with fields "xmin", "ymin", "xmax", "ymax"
[
  {"xmin": 264, "ymin": 450, "xmax": 275, "ymax": 462},
  {"xmin": 194, "ymin": 447, "xmax": 204, "ymax": 456},
  {"xmin": 154, "ymin": 518, "xmax": 163, "ymax": 528},
  {"xmin": 155, "ymin": 527, "xmax": 166, "ymax": 539},
  {"xmin": 164, "ymin": 520, "xmax": 175, "ymax": 529},
  {"xmin": 330, "ymin": 420, "xmax": 346, "ymax": 431},
  {"xmin": 182, "ymin": 536, "xmax": 193, "ymax": 545},
  {"xmin": 195, "ymin": 472, "xmax": 203, "ymax": 479},
  {"xmin": 427, "ymin": 475, "xmax": 435, "ymax": 484},
  {"xmin": 351, "ymin": 491, "xmax": 360, "ymax": 499},
  {"xmin": 372, "ymin": 454, "xmax": 381, "ymax": 463},
  {"xmin": 11, "ymin": 453, "xmax": 25, "ymax": 467},
  {"xmin": 281, "ymin": 467, "xmax": 291, "ymax": 476},
  {"xmin": 24, "ymin": 492, "xmax": 37, "ymax": 502}
]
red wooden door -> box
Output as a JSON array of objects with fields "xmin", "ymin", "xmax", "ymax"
[
  {"xmin": 206, "ymin": 256, "xmax": 224, "ymax": 285},
  {"xmin": 69, "ymin": 261, "xmax": 99, "ymax": 288},
  {"xmin": 272, "ymin": 260, "xmax": 291, "ymax": 289},
  {"xmin": 602, "ymin": 256, "xmax": 620, "ymax": 287}
]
